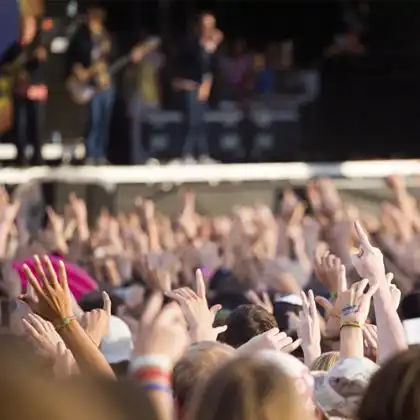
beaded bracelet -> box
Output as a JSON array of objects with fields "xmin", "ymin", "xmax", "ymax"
[
  {"xmin": 55, "ymin": 316, "xmax": 77, "ymax": 331},
  {"xmin": 130, "ymin": 355, "xmax": 172, "ymax": 373},
  {"xmin": 340, "ymin": 322, "xmax": 362, "ymax": 331}
]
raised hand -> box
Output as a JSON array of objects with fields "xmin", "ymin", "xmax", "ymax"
[
  {"xmin": 386, "ymin": 272, "xmax": 401, "ymax": 309},
  {"xmin": 298, "ymin": 290, "xmax": 321, "ymax": 366},
  {"xmin": 245, "ymin": 290, "xmax": 273, "ymax": 314},
  {"xmin": 47, "ymin": 206, "xmax": 64, "ymax": 234},
  {"xmin": 69, "ymin": 193, "xmax": 87, "ymax": 225},
  {"xmin": 22, "ymin": 312, "xmax": 66, "ymax": 359},
  {"xmin": 2, "ymin": 199, "xmax": 21, "ymax": 226},
  {"xmin": 363, "ymin": 324, "xmax": 378, "ymax": 361},
  {"xmin": 80, "ymin": 291, "xmax": 112, "ymax": 347},
  {"xmin": 313, "ymin": 249, "xmax": 343, "ymax": 293},
  {"xmin": 238, "ymin": 328, "xmax": 302, "ymax": 354},
  {"xmin": 339, "ymin": 279, "xmax": 377, "ymax": 326},
  {"xmin": 53, "ymin": 342, "xmax": 78, "ymax": 378},
  {"xmin": 167, "ymin": 269, "xmax": 227, "ymax": 342},
  {"xmin": 138, "ymin": 254, "xmax": 171, "ymax": 293},
  {"xmin": 315, "ymin": 263, "xmax": 348, "ymax": 338},
  {"xmin": 132, "ymin": 293, "xmax": 189, "ymax": 367},
  {"xmin": 352, "ymin": 220, "xmax": 386, "ymax": 282},
  {"xmin": 20, "ymin": 255, "xmax": 73, "ymax": 324}
]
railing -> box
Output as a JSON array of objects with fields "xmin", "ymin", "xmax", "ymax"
[{"xmin": 0, "ymin": 159, "xmax": 418, "ymax": 187}]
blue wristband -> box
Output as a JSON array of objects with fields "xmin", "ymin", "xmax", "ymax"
[{"xmin": 143, "ymin": 382, "xmax": 173, "ymax": 395}]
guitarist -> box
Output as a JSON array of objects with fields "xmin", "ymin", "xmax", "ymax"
[
  {"xmin": 66, "ymin": 6, "xmax": 115, "ymax": 165},
  {"xmin": 1, "ymin": 15, "xmax": 48, "ymax": 166}
]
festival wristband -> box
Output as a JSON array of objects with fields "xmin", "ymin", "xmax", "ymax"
[
  {"xmin": 133, "ymin": 367, "xmax": 172, "ymax": 382},
  {"xmin": 130, "ymin": 355, "xmax": 172, "ymax": 373},
  {"xmin": 55, "ymin": 316, "xmax": 77, "ymax": 331},
  {"xmin": 341, "ymin": 305, "xmax": 359, "ymax": 317},
  {"xmin": 340, "ymin": 322, "xmax": 362, "ymax": 331},
  {"xmin": 142, "ymin": 382, "xmax": 173, "ymax": 395}
]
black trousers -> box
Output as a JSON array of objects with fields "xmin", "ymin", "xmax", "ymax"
[{"xmin": 13, "ymin": 95, "xmax": 43, "ymax": 166}]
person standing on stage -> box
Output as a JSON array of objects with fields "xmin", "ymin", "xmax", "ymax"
[
  {"xmin": 1, "ymin": 15, "xmax": 48, "ymax": 166},
  {"xmin": 124, "ymin": 30, "xmax": 163, "ymax": 164},
  {"xmin": 174, "ymin": 12, "xmax": 223, "ymax": 163},
  {"xmin": 66, "ymin": 6, "xmax": 115, "ymax": 165}
]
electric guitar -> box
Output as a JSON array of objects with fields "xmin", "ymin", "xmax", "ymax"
[{"xmin": 66, "ymin": 36, "xmax": 161, "ymax": 105}]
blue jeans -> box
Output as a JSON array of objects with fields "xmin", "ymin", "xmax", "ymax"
[
  {"xmin": 85, "ymin": 87, "xmax": 115, "ymax": 159},
  {"xmin": 181, "ymin": 88, "xmax": 208, "ymax": 157},
  {"xmin": 128, "ymin": 94, "xmax": 159, "ymax": 164},
  {"xmin": 13, "ymin": 96, "xmax": 43, "ymax": 165}
]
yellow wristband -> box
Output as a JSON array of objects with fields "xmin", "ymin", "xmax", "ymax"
[
  {"xmin": 55, "ymin": 316, "xmax": 77, "ymax": 331},
  {"xmin": 340, "ymin": 322, "xmax": 362, "ymax": 331}
]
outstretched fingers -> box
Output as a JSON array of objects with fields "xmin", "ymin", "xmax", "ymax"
[{"xmin": 354, "ymin": 220, "xmax": 373, "ymax": 251}]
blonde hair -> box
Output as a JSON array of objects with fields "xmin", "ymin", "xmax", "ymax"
[
  {"xmin": 187, "ymin": 356, "xmax": 307, "ymax": 420},
  {"xmin": 173, "ymin": 341, "xmax": 235, "ymax": 411},
  {"xmin": 311, "ymin": 351, "xmax": 339, "ymax": 372}
]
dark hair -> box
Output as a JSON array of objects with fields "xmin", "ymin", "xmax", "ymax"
[
  {"xmin": 220, "ymin": 304, "xmax": 278, "ymax": 348},
  {"xmin": 273, "ymin": 301, "xmax": 301, "ymax": 332},
  {"xmin": 399, "ymin": 292, "xmax": 420, "ymax": 321},
  {"xmin": 78, "ymin": 290, "xmax": 124, "ymax": 315},
  {"xmin": 110, "ymin": 360, "xmax": 130, "ymax": 378}
]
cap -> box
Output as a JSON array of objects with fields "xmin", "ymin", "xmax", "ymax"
[{"xmin": 100, "ymin": 315, "xmax": 133, "ymax": 364}]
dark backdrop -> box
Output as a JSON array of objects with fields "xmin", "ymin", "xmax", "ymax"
[{"xmin": 25, "ymin": 0, "xmax": 420, "ymax": 163}]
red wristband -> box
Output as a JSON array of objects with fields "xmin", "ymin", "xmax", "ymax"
[{"xmin": 133, "ymin": 367, "xmax": 172, "ymax": 382}]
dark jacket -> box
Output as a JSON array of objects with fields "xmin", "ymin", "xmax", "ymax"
[
  {"xmin": 0, "ymin": 29, "xmax": 46, "ymax": 84},
  {"xmin": 177, "ymin": 35, "xmax": 216, "ymax": 84},
  {"xmin": 66, "ymin": 24, "xmax": 116, "ymax": 78}
]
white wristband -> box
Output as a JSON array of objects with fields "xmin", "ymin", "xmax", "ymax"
[{"xmin": 130, "ymin": 355, "xmax": 172, "ymax": 373}]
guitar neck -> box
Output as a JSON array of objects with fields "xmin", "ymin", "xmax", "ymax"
[
  {"xmin": 108, "ymin": 55, "xmax": 131, "ymax": 75},
  {"xmin": 92, "ymin": 38, "xmax": 161, "ymax": 79}
]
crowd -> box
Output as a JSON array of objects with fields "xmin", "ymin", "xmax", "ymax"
[{"xmin": 0, "ymin": 174, "xmax": 419, "ymax": 420}]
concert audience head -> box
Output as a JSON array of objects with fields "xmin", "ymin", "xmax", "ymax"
[
  {"xmin": 256, "ymin": 350, "xmax": 315, "ymax": 412},
  {"xmin": 173, "ymin": 341, "xmax": 235, "ymax": 416},
  {"xmin": 87, "ymin": 6, "xmax": 106, "ymax": 32},
  {"xmin": 358, "ymin": 347, "xmax": 420, "ymax": 420},
  {"xmin": 311, "ymin": 351, "xmax": 340, "ymax": 371},
  {"xmin": 399, "ymin": 291, "xmax": 420, "ymax": 321},
  {"xmin": 219, "ymin": 304, "xmax": 278, "ymax": 348},
  {"xmin": 187, "ymin": 356, "xmax": 308, "ymax": 420},
  {"xmin": 78, "ymin": 290, "xmax": 124, "ymax": 315}
]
